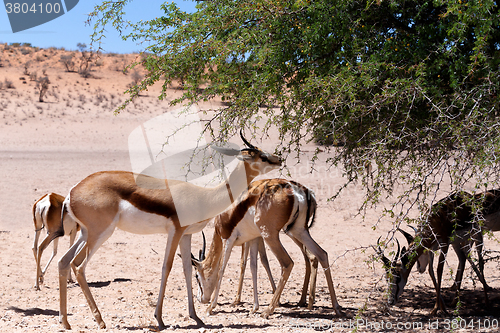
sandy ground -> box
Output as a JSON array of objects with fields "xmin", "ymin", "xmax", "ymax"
[{"xmin": 1, "ymin": 44, "xmax": 500, "ymax": 333}]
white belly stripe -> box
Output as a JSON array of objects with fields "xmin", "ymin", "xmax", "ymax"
[{"xmin": 116, "ymin": 200, "xmax": 172, "ymax": 234}]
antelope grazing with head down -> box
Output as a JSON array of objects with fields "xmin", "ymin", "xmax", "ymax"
[
  {"xmin": 396, "ymin": 187, "xmax": 500, "ymax": 296},
  {"xmin": 398, "ymin": 225, "xmax": 487, "ymax": 297},
  {"xmin": 191, "ymin": 178, "xmax": 342, "ymax": 318},
  {"xmin": 379, "ymin": 191, "xmax": 489, "ymax": 315},
  {"xmin": 32, "ymin": 193, "xmax": 79, "ymax": 290},
  {"xmin": 192, "ymin": 234, "xmax": 279, "ymax": 312},
  {"xmin": 57, "ymin": 131, "xmax": 281, "ymax": 330}
]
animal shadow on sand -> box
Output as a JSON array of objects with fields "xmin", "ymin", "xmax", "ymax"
[
  {"xmin": 7, "ymin": 306, "xmax": 59, "ymax": 317},
  {"xmin": 396, "ymin": 286, "xmax": 500, "ymax": 317},
  {"xmin": 83, "ymin": 277, "xmax": 132, "ymax": 288}
]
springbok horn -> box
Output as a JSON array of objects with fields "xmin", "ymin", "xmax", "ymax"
[
  {"xmin": 240, "ymin": 129, "xmax": 257, "ymax": 150},
  {"xmin": 190, "ymin": 253, "xmax": 198, "ymax": 265},
  {"xmin": 394, "ymin": 238, "xmax": 401, "ymax": 264},
  {"xmin": 407, "ymin": 224, "xmax": 418, "ymax": 234},
  {"xmin": 398, "ymin": 228, "xmax": 414, "ymax": 245},
  {"xmin": 377, "ymin": 236, "xmax": 392, "ymax": 268},
  {"xmin": 199, "ymin": 231, "xmax": 206, "ymax": 261}
]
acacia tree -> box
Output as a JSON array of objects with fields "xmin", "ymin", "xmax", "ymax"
[{"xmin": 88, "ymin": 1, "xmax": 499, "ymax": 230}]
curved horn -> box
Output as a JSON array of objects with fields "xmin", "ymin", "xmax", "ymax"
[
  {"xmin": 199, "ymin": 231, "xmax": 206, "ymax": 261},
  {"xmin": 377, "ymin": 236, "xmax": 391, "ymax": 269},
  {"xmin": 407, "ymin": 224, "xmax": 418, "ymax": 234},
  {"xmin": 240, "ymin": 129, "xmax": 257, "ymax": 150},
  {"xmin": 394, "ymin": 238, "xmax": 401, "ymax": 264},
  {"xmin": 398, "ymin": 228, "xmax": 414, "ymax": 245}
]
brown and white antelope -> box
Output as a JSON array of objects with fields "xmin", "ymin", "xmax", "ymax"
[
  {"xmin": 478, "ymin": 189, "xmax": 500, "ymax": 232},
  {"xmin": 398, "ymin": 225, "xmax": 487, "ymax": 296},
  {"xmin": 399, "ymin": 187, "xmax": 500, "ymax": 295},
  {"xmin": 379, "ymin": 191, "xmax": 489, "ymax": 315},
  {"xmin": 32, "ymin": 193, "xmax": 79, "ymax": 290},
  {"xmin": 57, "ymin": 132, "xmax": 281, "ymax": 330},
  {"xmin": 191, "ymin": 178, "xmax": 342, "ymax": 318}
]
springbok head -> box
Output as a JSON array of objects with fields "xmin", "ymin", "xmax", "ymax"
[
  {"xmin": 211, "ymin": 130, "xmax": 282, "ymax": 176},
  {"xmin": 191, "ymin": 231, "xmax": 218, "ymax": 304},
  {"xmin": 377, "ymin": 236, "xmax": 411, "ymax": 305},
  {"xmin": 398, "ymin": 227, "xmax": 428, "ymax": 274}
]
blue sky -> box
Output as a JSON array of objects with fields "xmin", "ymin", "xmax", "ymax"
[{"xmin": 0, "ymin": 1, "xmax": 197, "ymax": 53}]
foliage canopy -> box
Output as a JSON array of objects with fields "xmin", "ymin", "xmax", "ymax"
[{"xmin": 89, "ymin": 0, "xmax": 500, "ymax": 223}]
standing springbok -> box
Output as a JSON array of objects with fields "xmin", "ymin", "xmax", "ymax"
[
  {"xmin": 57, "ymin": 132, "xmax": 281, "ymax": 330},
  {"xmin": 379, "ymin": 191, "xmax": 489, "ymax": 315},
  {"xmin": 32, "ymin": 193, "xmax": 79, "ymax": 290},
  {"xmin": 191, "ymin": 179, "xmax": 342, "ymax": 318}
]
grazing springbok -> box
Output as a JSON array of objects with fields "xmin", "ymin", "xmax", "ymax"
[
  {"xmin": 57, "ymin": 132, "xmax": 281, "ymax": 330},
  {"xmin": 32, "ymin": 193, "xmax": 79, "ymax": 290},
  {"xmin": 401, "ymin": 188, "xmax": 500, "ymax": 294},
  {"xmin": 378, "ymin": 191, "xmax": 489, "ymax": 315},
  {"xmin": 398, "ymin": 226, "xmax": 487, "ymax": 295},
  {"xmin": 191, "ymin": 178, "xmax": 342, "ymax": 318}
]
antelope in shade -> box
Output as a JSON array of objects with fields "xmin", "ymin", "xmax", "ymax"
[
  {"xmin": 57, "ymin": 131, "xmax": 281, "ymax": 330},
  {"xmin": 378, "ymin": 191, "xmax": 489, "ymax": 315},
  {"xmin": 32, "ymin": 193, "xmax": 79, "ymax": 290},
  {"xmin": 398, "ymin": 226, "xmax": 487, "ymax": 297},
  {"xmin": 191, "ymin": 179, "xmax": 342, "ymax": 318}
]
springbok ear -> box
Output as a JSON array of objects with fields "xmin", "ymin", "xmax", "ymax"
[{"xmin": 211, "ymin": 145, "xmax": 240, "ymax": 156}]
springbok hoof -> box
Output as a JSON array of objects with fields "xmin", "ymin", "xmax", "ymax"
[
  {"xmin": 60, "ymin": 318, "xmax": 71, "ymax": 330},
  {"xmin": 230, "ymin": 300, "xmax": 242, "ymax": 307},
  {"xmin": 261, "ymin": 309, "xmax": 272, "ymax": 319}
]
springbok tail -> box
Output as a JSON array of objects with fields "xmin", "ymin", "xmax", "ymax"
[
  {"xmin": 304, "ymin": 187, "xmax": 317, "ymax": 230},
  {"xmin": 53, "ymin": 200, "xmax": 67, "ymax": 239}
]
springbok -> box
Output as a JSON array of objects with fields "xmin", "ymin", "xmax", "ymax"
[
  {"xmin": 399, "ymin": 187, "xmax": 500, "ymax": 294},
  {"xmin": 478, "ymin": 189, "xmax": 500, "ymax": 232},
  {"xmin": 57, "ymin": 132, "xmax": 281, "ymax": 330},
  {"xmin": 378, "ymin": 191, "xmax": 489, "ymax": 315},
  {"xmin": 191, "ymin": 178, "xmax": 342, "ymax": 318},
  {"xmin": 398, "ymin": 226, "xmax": 487, "ymax": 295},
  {"xmin": 32, "ymin": 193, "xmax": 79, "ymax": 290}
]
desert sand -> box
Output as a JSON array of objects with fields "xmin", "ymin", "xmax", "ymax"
[{"xmin": 1, "ymin": 44, "xmax": 499, "ymax": 332}]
